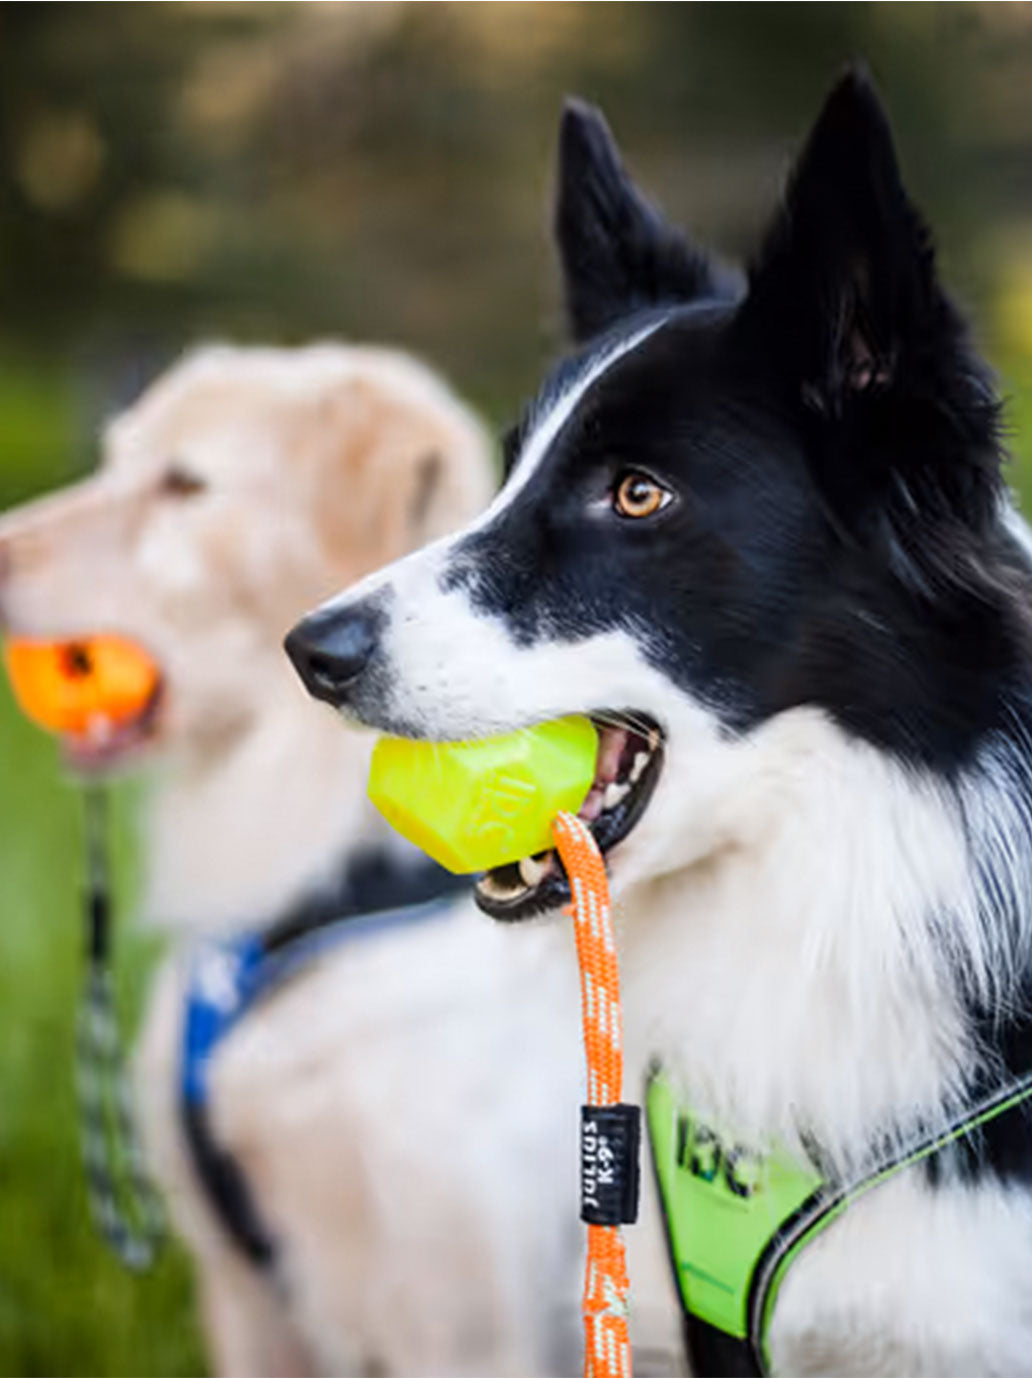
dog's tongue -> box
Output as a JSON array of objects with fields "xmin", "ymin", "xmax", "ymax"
[
  {"xmin": 596, "ymin": 725, "xmax": 629, "ymax": 786},
  {"xmin": 577, "ymin": 725, "xmax": 629, "ymax": 823}
]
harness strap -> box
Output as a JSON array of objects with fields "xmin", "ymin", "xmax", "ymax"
[
  {"xmin": 181, "ymin": 1095, "xmax": 275, "ymax": 1264},
  {"xmin": 261, "ymin": 850, "xmax": 468, "ymax": 954},
  {"xmin": 180, "ymin": 859, "xmax": 469, "ymax": 1267},
  {"xmin": 648, "ymin": 1068, "xmax": 1032, "ymax": 1377},
  {"xmin": 180, "ymin": 935, "xmax": 275, "ymax": 1264},
  {"xmin": 748, "ymin": 1069, "xmax": 1032, "ymax": 1373}
]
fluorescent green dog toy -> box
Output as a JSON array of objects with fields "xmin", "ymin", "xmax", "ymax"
[{"xmin": 367, "ymin": 714, "xmax": 597, "ymax": 873}]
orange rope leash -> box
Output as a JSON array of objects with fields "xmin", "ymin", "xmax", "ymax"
[{"xmin": 552, "ymin": 811, "xmax": 633, "ymax": 1378}]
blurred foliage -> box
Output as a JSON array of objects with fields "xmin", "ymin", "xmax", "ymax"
[
  {"xmin": 6, "ymin": 4, "xmax": 1032, "ymax": 1375},
  {"xmin": 7, "ymin": 3, "xmax": 1032, "ymax": 417}
]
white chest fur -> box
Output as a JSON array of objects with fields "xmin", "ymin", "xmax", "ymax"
[{"xmin": 618, "ymin": 709, "xmax": 984, "ymax": 1172}]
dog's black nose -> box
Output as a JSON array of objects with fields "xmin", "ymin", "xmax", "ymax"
[{"xmin": 284, "ymin": 602, "xmax": 380, "ymax": 706}]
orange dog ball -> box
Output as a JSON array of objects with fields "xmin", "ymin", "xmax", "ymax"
[{"xmin": 4, "ymin": 635, "xmax": 160, "ymax": 738}]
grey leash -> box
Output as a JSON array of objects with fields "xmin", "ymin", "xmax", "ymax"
[{"xmin": 74, "ymin": 786, "xmax": 165, "ymax": 1270}]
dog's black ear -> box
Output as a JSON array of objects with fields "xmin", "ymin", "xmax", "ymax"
[
  {"xmin": 556, "ymin": 99, "xmax": 737, "ymax": 343},
  {"xmin": 743, "ymin": 69, "xmax": 935, "ymax": 406},
  {"xmin": 740, "ymin": 69, "xmax": 1000, "ymax": 538}
]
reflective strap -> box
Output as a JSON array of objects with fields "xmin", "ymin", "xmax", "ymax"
[
  {"xmin": 647, "ymin": 1068, "xmax": 1032, "ymax": 1375},
  {"xmin": 749, "ymin": 1071, "xmax": 1032, "ymax": 1372}
]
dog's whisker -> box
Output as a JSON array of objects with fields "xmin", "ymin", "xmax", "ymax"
[{"xmin": 590, "ymin": 708, "xmax": 656, "ymax": 739}]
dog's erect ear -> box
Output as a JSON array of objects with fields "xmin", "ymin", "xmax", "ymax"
[
  {"xmin": 744, "ymin": 70, "xmax": 972, "ymax": 412},
  {"xmin": 555, "ymin": 99, "xmax": 737, "ymax": 343},
  {"xmin": 740, "ymin": 69, "xmax": 1000, "ymax": 538}
]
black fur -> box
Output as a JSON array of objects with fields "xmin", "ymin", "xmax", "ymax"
[
  {"xmin": 549, "ymin": 74, "xmax": 1032, "ymax": 1204},
  {"xmin": 444, "ymin": 72, "xmax": 1032, "ymax": 774},
  {"xmin": 556, "ymin": 99, "xmax": 742, "ymax": 342},
  {"xmin": 283, "ymin": 69, "xmax": 1032, "ymax": 1340},
  {"xmin": 740, "ymin": 70, "xmax": 1003, "ymax": 557}
]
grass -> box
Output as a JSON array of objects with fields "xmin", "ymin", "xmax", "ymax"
[
  {"xmin": 0, "ymin": 677, "xmax": 206, "ymax": 1377},
  {"xmin": 0, "ymin": 672, "xmax": 206, "ymax": 1372},
  {"xmin": 0, "ymin": 358, "xmax": 205, "ymax": 1377}
]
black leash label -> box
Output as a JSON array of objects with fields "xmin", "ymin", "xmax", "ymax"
[{"xmin": 581, "ymin": 1104, "xmax": 641, "ymax": 1226}]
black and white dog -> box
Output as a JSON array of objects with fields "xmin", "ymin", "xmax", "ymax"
[{"xmin": 289, "ymin": 74, "xmax": 1032, "ymax": 1375}]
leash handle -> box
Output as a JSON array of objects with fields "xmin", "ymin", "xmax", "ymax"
[
  {"xmin": 76, "ymin": 786, "xmax": 165, "ymax": 1271},
  {"xmin": 553, "ymin": 812, "xmax": 635, "ymax": 1378}
]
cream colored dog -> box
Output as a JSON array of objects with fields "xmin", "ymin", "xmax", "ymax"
[{"xmin": 0, "ymin": 344, "xmax": 588, "ymax": 1377}]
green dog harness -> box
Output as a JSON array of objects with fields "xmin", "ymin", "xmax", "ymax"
[{"xmin": 646, "ymin": 1070, "xmax": 1032, "ymax": 1376}]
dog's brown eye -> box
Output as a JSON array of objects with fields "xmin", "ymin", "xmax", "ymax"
[
  {"xmin": 159, "ymin": 463, "xmax": 206, "ymax": 498},
  {"xmin": 613, "ymin": 472, "xmax": 669, "ymax": 520}
]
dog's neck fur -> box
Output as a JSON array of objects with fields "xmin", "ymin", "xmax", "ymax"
[
  {"xmin": 619, "ymin": 707, "xmax": 1018, "ymax": 1176},
  {"xmin": 143, "ymin": 668, "xmax": 397, "ymax": 936}
]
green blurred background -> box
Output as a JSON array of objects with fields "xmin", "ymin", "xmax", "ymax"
[{"xmin": 5, "ymin": 4, "xmax": 1032, "ymax": 1374}]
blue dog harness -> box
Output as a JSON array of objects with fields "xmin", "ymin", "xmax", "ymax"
[{"xmin": 179, "ymin": 852, "xmax": 469, "ymax": 1264}]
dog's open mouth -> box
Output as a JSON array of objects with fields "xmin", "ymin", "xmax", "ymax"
[
  {"xmin": 475, "ymin": 713, "xmax": 664, "ymax": 920},
  {"xmin": 61, "ymin": 676, "xmax": 165, "ymax": 773},
  {"xmin": 4, "ymin": 632, "xmax": 168, "ymax": 774}
]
